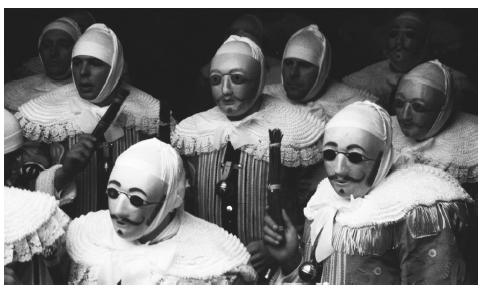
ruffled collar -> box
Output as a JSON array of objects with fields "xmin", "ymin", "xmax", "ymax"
[
  {"xmin": 305, "ymin": 164, "xmax": 472, "ymax": 259},
  {"xmin": 4, "ymin": 186, "xmax": 71, "ymax": 265},
  {"xmin": 263, "ymin": 81, "xmax": 377, "ymax": 119},
  {"xmin": 172, "ymin": 94, "xmax": 325, "ymax": 167},
  {"xmin": 4, "ymin": 74, "xmax": 72, "ymax": 112},
  {"xmin": 391, "ymin": 112, "xmax": 478, "ymax": 183},
  {"xmin": 66, "ymin": 210, "xmax": 250, "ymax": 284},
  {"xmin": 16, "ymin": 83, "xmax": 159, "ymax": 143}
]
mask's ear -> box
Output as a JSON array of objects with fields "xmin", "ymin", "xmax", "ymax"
[
  {"xmin": 367, "ymin": 151, "xmax": 383, "ymax": 187},
  {"xmin": 49, "ymin": 142, "xmax": 65, "ymax": 165}
]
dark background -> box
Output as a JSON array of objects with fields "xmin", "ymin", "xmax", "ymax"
[{"xmin": 4, "ymin": 8, "xmax": 478, "ymax": 119}]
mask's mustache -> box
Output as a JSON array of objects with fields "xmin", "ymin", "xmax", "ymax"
[
  {"xmin": 328, "ymin": 174, "xmax": 364, "ymax": 183},
  {"xmin": 110, "ymin": 215, "xmax": 144, "ymax": 226}
]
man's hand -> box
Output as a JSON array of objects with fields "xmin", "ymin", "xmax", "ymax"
[
  {"xmin": 247, "ymin": 240, "xmax": 273, "ymax": 276},
  {"xmin": 264, "ymin": 209, "xmax": 301, "ymax": 274},
  {"xmin": 54, "ymin": 135, "xmax": 97, "ymax": 191},
  {"xmin": 4, "ymin": 266, "xmax": 20, "ymax": 285},
  {"xmin": 62, "ymin": 134, "xmax": 97, "ymax": 176}
]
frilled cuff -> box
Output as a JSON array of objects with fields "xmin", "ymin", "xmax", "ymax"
[{"xmin": 35, "ymin": 164, "xmax": 77, "ymax": 206}]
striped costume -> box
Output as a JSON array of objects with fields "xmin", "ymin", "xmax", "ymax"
[
  {"xmin": 16, "ymin": 83, "xmax": 159, "ymax": 218},
  {"xmin": 172, "ymin": 95, "xmax": 325, "ymax": 245}
]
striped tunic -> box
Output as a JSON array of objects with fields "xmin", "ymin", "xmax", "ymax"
[
  {"xmin": 66, "ymin": 127, "xmax": 143, "ymax": 217},
  {"xmin": 189, "ymin": 147, "xmax": 271, "ymax": 244},
  {"xmin": 16, "ymin": 83, "xmax": 160, "ymax": 218}
]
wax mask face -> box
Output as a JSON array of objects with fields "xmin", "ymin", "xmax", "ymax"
[
  {"xmin": 39, "ymin": 30, "xmax": 75, "ymax": 80},
  {"xmin": 323, "ymin": 127, "xmax": 384, "ymax": 199},
  {"xmin": 210, "ymin": 54, "xmax": 261, "ymax": 118},
  {"xmin": 386, "ymin": 17, "xmax": 428, "ymax": 73},
  {"xmin": 394, "ymin": 79, "xmax": 445, "ymax": 141},
  {"xmin": 72, "ymin": 55, "xmax": 111, "ymax": 101},
  {"xmin": 107, "ymin": 165, "xmax": 165, "ymax": 241},
  {"xmin": 282, "ymin": 57, "xmax": 319, "ymax": 101}
]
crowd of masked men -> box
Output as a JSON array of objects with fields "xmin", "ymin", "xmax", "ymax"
[{"xmin": 3, "ymin": 10, "xmax": 477, "ymax": 285}]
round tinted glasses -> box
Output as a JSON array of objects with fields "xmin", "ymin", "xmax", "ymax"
[
  {"xmin": 322, "ymin": 149, "xmax": 375, "ymax": 164},
  {"xmin": 106, "ymin": 188, "xmax": 163, "ymax": 208}
]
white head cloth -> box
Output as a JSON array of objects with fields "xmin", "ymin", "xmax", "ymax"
[
  {"xmin": 37, "ymin": 17, "xmax": 82, "ymax": 49},
  {"xmin": 400, "ymin": 59, "xmax": 454, "ymax": 140},
  {"xmin": 326, "ymin": 101, "xmax": 393, "ymax": 188},
  {"xmin": 4, "ymin": 109, "xmax": 24, "ymax": 154},
  {"xmin": 282, "ymin": 24, "xmax": 332, "ymax": 103},
  {"xmin": 214, "ymin": 34, "xmax": 266, "ymax": 99},
  {"xmin": 109, "ymin": 138, "xmax": 185, "ymax": 243},
  {"xmin": 71, "ymin": 23, "xmax": 125, "ymax": 105}
]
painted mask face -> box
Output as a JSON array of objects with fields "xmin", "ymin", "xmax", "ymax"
[
  {"xmin": 107, "ymin": 165, "xmax": 166, "ymax": 241},
  {"xmin": 72, "ymin": 55, "xmax": 111, "ymax": 101},
  {"xmin": 323, "ymin": 127, "xmax": 384, "ymax": 199},
  {"xmin": 282, "ymin": 57, "xmax": 319, "ymax": 101},
  {"xmin": 394, "ymin": 79, "xmax": 445, "ymax": 141},
  {"xmin": 39, "ymin": 30, "xmax": 75, "ymax": 80},
  {"xmin": 210, "ymin": 53, "xmax": 261, "ymax": 118},
  {"xmin": 385, "ymin": 16, "xmax": 428, "ymax": 73}
]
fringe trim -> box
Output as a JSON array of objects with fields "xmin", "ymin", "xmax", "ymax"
[{"xmin": 332, "ymin": 200, "xmax": 470, "ymax": 256}]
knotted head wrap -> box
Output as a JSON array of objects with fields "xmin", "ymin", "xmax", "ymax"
[
  {"xmin": 325, "ymin": 101, "xmax": 393, "ymax": 190},
  {"xmin": 399, "ymin": 59, "xmax": 454, "ymax": 140},
  {"xmin": 4, "ymin": 109, "xmax": 24, "ymax": 154},
  {"xmin": 213, "ymin": 34, "xmax": 266, "ymax": 99},
  {"xmin": 282, "ymin": 24, "xmax": 331, "ymax": 103},
  {"xmin": 71, "ymin": 23, "xmax": 125, "ymax": 105},
  {"xmin": 108, "ymin": 138, "xmax": 185, "ymax": 243}
]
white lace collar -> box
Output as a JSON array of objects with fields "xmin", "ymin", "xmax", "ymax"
[
  {"xmin": 392, "ymin": 112, "xmax": 478, "ymax": 183},
  {"xmin": 172, "ymin": 94, "xmax": 326, "ymax": 167},
  {"xmin": 16, "ymin": 83, "xmax": 159, "ymax": 143},
  {"xmin": 67, "ymin": 210, "xmax": 250, "ymax": 284}
]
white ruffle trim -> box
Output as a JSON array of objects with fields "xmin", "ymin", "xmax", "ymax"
[
  {"xmin": 16, "ymin": 84, "xmax": 160, "ymax": 143},
  {"xmin": 172, "ymin": 95, "xmax": 325, "ymax": 167},
  {"xmin": 67, "ymin": 210, "xmax": 254, "ymax": 284},
  {"xmin": 4, "ymin": 207, "xmax": 70, "ymax": 265}
]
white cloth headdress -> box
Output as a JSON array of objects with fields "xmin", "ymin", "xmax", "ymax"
[
  {"xmin": 399, "ymin": 59, "xmax": 454, "ymax": 140},
  {"xmin": 4, "ymin": 109, "xmax": 24, "ymax": 154},
  {"xmin": 109, "ymin": 138, "xmax": 185, "ymax": 243},
  {"xmin": 214, "ymin": 34, "xmax": 266, "ymax": 99},
  {"xmin": 37, "ymin": 17, "xmax": 81, "ymax": 49},
  {"xmin": 72, "ymin": 23, "xmax": 124, "ymax": 105},
  {"xmin": 325, "ymin": 100, "xmax": 393, "ymax": 188},
  {"xmin": 282, "ymin": 24, "xmax": 331, "ymax": 103}
]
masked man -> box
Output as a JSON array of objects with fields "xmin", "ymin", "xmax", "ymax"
[
  {"xmin": 5, "ymin": 17, "xmax": 81, "ymax": 112},
  {"xmin": 66, "ymin": 138, "xmax": 256, "ymax": 284},
  {"xmin": 172, "ymin": 35, "xmax": 325, "ymax": 277},
  {"xmin": 391, "ymin": 60, "xmax": 477, "ymax": 283},
  {"xmin": 263, "ymin": 24, "xmax": 377, "ymax": 120},
  {"xmin": 342, "ymin": 11, "xmax": 476, "ymax": 113},
  {"xmin": 264, "ymin": 101, "xmax": 472, "ymax": 284},
  {"xmin": 391, "ymin": 60, "xmax": 477, "ymax": 187},
  {"xmin": 4, "ymin": 186, "xmax": 70, "ymax": 284},
  {"xmin": 16, "ymin": 23, "xmax": 160, "ymax": 218}
]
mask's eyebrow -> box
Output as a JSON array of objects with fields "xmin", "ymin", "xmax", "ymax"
[
  {"xmin": 129, "ymin": 187, "xmax": 148, "ymax": 198},
  {"xmin": 108, "ymin": 180, "xmax": 121, "ymax": 187}
]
